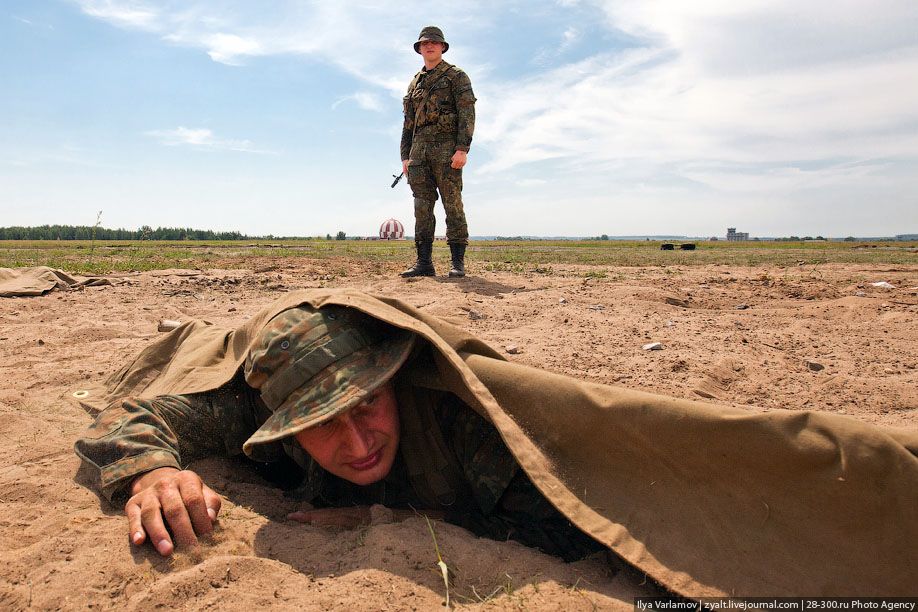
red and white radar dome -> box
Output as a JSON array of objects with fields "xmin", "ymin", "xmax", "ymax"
[{"xmin": 379, "ymin": 218, "xmax": 405, "ymax": 240}]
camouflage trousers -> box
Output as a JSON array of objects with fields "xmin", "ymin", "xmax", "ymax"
[{"xmin": 407, "ymin": 139, "xmax": 469, "ymax": 245}]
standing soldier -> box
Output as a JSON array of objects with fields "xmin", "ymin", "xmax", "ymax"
[{"xmin": 400, "ymin": 26, "xmax": 476, "ymax": 278}]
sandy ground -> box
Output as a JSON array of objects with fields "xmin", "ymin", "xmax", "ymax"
[{"xmin": 0, "ymin": 260, "xmax": 915, "ymax": 610}]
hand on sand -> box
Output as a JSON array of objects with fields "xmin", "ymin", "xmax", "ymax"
[{"xmin": 125, "ymin": 467, "xmax": 222, "ymax": 556}]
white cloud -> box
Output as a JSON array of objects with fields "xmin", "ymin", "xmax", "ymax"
[
  {"xmin": 70, "ymin": 0, "xmax": 487, "ymax": 82},
  {"xmin": 332, "ymin": 92, "xmax": 384, "ymax": 112},
  {"xmin": 202, "ymin": 33, "xmax": 262, "ymax": 65},
  {"xmin": 77, "ymin": 0, "xmax": 159, "ymax": 28},
  {"xmin": 560, "ymin": 27, "xmax": 579, "ymax": 49},
  {"xmin": 145, "ymin": 127, "xmax": 273, "ymax": 154},
  {"xmin": 13, "ymin": 15, "xmax": 55, "ymax": 29},
  {"xmin": 592, "ymin": 0, "xmax": 918, "ymax": 74},
  {"xmin": 533, "ymin": 25, "xmax": 582, "ymax": 66},
  {"xmin": 70, "ymin": 0, "xmax": 918, "ymax": 167},
  {"xmin": 475, "ymin": 0, "xmax": 918, "ymax": 178}
]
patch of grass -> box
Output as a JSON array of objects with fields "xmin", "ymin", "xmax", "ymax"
[
  {"xmin": 0, "ymin": 239, "xmax": 914, "ymax": 273},
  {"xmin": 423, "ymin": 516, "xmax": 450, "ymax": 609},
  {"xmin": 483, "ymin": 261, "xmax": 525, "ymax": 274}
]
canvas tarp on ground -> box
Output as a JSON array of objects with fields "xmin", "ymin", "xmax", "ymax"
[
  {"xmin": 73, "ymin": 288, "xmax": 918, "ymax": 597},
  {"xmin": 0, "ymin": 266, "xmax": 114, "ymax": 297}
]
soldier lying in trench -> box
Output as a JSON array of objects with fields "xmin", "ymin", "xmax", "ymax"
[
  {"xmin": 73, "ymin": 290, "xmax": 918, "ymax": 597},
  {"xmin": 75, "ymin": 304, "xmax": 601, "ymax": 561}
]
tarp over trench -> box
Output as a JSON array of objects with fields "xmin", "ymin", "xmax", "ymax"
[{"xmin": 75, "ymin": 289, "xmax": 918, "ymax": 597}]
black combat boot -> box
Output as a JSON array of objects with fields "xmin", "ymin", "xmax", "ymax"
[
  {"xmin": 448, "ymin": 243, "xmax": 466, "ymax": 278},
  {"xmin": 400, "ymin": 240, "xmax": 435, "ymax": 277}
]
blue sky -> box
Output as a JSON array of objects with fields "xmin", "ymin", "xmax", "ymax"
[{"xmin": 1, "ymin": 0, "xmax": 916, "ymax": 238}]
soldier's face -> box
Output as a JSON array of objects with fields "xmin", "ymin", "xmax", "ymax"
[
  {"xmin": 294, "ymin": 381, "xmax": 400, "ymax": 486},
  {"xmin": 419, "ymin": 40, "xmax": 443, "ymax": 62}
]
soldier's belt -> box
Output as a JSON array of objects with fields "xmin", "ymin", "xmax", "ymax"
[{"xmin": 411, "ymin": 131, "xmax": 456, "ymax": 143}]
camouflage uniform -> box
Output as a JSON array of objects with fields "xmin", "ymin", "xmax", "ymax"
[
  {"xmin": 75, "ymin": 306, "xmax": 600, "ymax": 561},
  {"xmin": 401, "ymin": 59, "xmax": 476, "ymax": 245},
  {"xmin": 75, "ymin": 376, "xmax": 600, "ymax": 560}
]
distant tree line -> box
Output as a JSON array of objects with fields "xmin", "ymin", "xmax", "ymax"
[{"xmin": 0, "ymin": 225, "xmax": 249, "ymax": 241}]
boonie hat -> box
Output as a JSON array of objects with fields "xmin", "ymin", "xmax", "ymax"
[
  {"xmin": 241, "ymin": 305, "xmax": 415, "ymax": 456},
  {"xmin": 414, "ymin": 25, "xmax": 449, "ymax": 54}
]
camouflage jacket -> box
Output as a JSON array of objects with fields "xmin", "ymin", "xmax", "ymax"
[
  {"xmin": 74, "ymin": 372, "xmax": 601, "ymax": 561},
  {"xmin": 400, "ymin": 60, "xmax": 476, "ymax": 161}
]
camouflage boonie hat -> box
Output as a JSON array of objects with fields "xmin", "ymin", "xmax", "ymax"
[
  {"xmin": 414, "ymin": 25, "xmax": 449, "ymax": 54},
  {"xmin": 241, "ymin": 305, "xmax": 415, "ymax": 456}
]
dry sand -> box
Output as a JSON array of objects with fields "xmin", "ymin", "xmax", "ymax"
[{"xmin": 1, "ymin": 260, "xmax": 915, "ymax": 610}]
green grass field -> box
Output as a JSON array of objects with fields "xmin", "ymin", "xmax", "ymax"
[{"xmin": 0, "ymin": 239, "xmax": 914, "ymax": 274}]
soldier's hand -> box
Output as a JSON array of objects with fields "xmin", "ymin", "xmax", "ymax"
[
  {"xmin": 402, "ymin": 159, "xmax": 409, "ymax": 175},
  {"xmin": 125, "ymin": 467, "xmax": 222, "ymax": 556},
  {"xmin": 451, "ymin": 150, "xmax": 467, "ymax": 170}
]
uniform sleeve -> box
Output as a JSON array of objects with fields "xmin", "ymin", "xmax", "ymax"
[
  {"xmin": 439, "ymin": 396, "xmax": 603, "ymax": 562},
  {"xmin": 436, "ymin": 395, "xmax": 519, "ymax": 515},
  {"xmin": 400, "ymin": 84, "xmax": 416, "ymax": 161},
  {"xmin": 458, "ymin": 472, "xmax": 605, "ymax": 562},
  {"xmin": 400, "ymin": 118, "xmax": 414, "ymax": 162},
  {"xmin": 453, "ymin": 71, "xmax": 476, "ymax": 153},
  {"xmin": 73, "ymin": 380, "xmax": 259, "ymax": 503}
]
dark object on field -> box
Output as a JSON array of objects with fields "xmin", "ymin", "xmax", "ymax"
[
  {"xmin": 660, "ymin": 243, "xmax": 675, "ymax": 251},
  {"xmin": 680, "ymin": 243, "xmax": 697, "ymax": 250},
  {"xmin": 805, "ymin": 360, "xmax": 825, "ymax": 372},
  {"xmin": 391, "ymin": 172, "xmax": 404, "ymax": 188}
]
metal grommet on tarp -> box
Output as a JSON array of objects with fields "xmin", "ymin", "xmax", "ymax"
[{"xmin": 73, "ymin": 390, "xmax": 90, "ymax": 399}]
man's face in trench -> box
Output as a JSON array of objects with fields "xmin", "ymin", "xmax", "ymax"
[{"xmin": 293, "ymin": 381, "xmax": 400, "ymax": 486}]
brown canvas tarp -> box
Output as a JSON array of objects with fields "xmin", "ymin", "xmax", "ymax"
[
  {"xmin": 74, "ymin": 289, "xmax": 918, "ymax": 597},
  {"xmin": 0, "ymin": 266, "xmax": 114, "ymax": 297}
]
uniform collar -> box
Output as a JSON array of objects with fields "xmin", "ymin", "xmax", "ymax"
[{"xmin": 421, "ymin": 60, "xmax": 451, "ymax": 77}]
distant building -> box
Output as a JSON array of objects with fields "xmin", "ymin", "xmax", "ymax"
[
  {"xmin": 726, "ymin": 227, "xmax": 750, "ymax": 241},
  {"xmin": 895, "ymin": 234, "xmax": 918, "ymax": 241}
]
